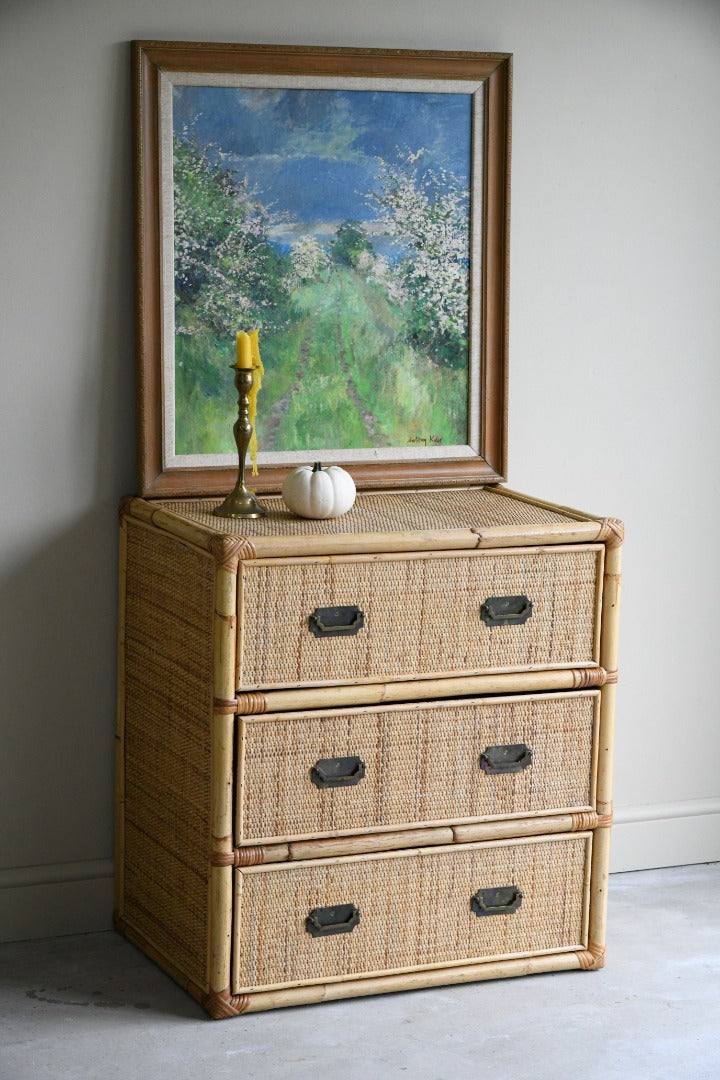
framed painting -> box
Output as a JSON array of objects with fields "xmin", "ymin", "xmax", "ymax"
[{"xmin": 133, "ymin": 41, "xmax": 511, "ymax": 496}]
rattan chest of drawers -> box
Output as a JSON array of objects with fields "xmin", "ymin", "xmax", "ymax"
[{"xmin": 115, "ymin": 485, "xmax": 622, "ymax": 1018}]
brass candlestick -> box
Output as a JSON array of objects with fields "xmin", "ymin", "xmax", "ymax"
[{"xmin": 213, "ymin": 364, "xmax": 268, "ymax": 519}]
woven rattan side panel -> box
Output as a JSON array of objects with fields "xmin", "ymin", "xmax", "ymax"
[
  {"xmin": 121, "ymin": 520, "xmax": 214, "ymax": 990},
  {"xmin": 233, "ymin": 836, "xmax": 590, "ymax": 993},
  {"xmin": 239, "ymin": 547, "xmax": 601, "ymax": 689},
  {"xmin": 238, "ymin": 693, "xmax": 598, "ymax": 843}
]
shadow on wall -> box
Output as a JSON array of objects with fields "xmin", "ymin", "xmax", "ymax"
[
  {"xmin": 0, "ymin": 40, "xmax": 138, "ymax": 941},
  {"xmin": 0, "ymin": 503, "xmax": 121, "ymax": 873}
]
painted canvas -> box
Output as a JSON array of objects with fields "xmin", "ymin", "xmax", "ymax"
[{"xmin": 169, "ymin": 83, "xmax": 478, "ymax": 463}]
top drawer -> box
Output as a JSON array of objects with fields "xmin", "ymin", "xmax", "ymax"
[{"xmin": 238, "ymin": 545, "xmax": 602, "ymax": 690}]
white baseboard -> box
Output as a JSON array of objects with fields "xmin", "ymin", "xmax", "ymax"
[
  {"xmin": 0, "ymin": 859, "xmax": 114, "ymax": 944},
  {"xmin": 1, "ymin": 801, "xmax": 718, "ymax": 943},
  {"xmin": 610, "ymin": 797, "xmax": 720, "ymax": 872}
]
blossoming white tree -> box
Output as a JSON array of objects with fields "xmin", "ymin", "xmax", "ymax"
[
  {"xmin": 289, "ymin": 234, "xmax": 330, "ymax": 286},
  {"xmin": 368, "ymin": 148, "xmax": 470, "ymax": 367},
  {"xmin": 173, "ymin": 131, "xmax": 289, "ymax": 339}
]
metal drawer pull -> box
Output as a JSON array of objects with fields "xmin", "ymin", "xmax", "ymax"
[
  {"xmin": 311, "ymin": 755, "xmax": 366, "ymax": 789},
  {"xmin": 306, "ymin": 903, "xmax": 360, "ymax": 937},
  {"xmin": 480, "ymin": 594, "xmax": 533, "ymax": 627},
  {"xmin": 480, "ymin": 743, "xmax": 532, "ymax": 775},
  {"xmin": 471, "ymin": 886, "xmax": 523, "ymax": 917},
  {"xmin": 309, "ymin": 605, "xmax": 365, "ymax": 637}
]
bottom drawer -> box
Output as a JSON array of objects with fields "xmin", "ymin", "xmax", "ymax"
[{"xmin": 232, "ymin": 833, "xmax": 592, "ymax": 994}]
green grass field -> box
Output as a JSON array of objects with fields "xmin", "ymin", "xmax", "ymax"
[{"xmin": 174, "ymin": 268, "xmax": 468, "ymax": 457}]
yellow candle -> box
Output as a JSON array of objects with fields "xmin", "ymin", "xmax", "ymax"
[
  {"xmin": 247, "ymin": 329, "xmax": 264, "ymax": 477},
  {"xmin": 236, "ymin": 331, "xmax": 252, "ymax": 368}
]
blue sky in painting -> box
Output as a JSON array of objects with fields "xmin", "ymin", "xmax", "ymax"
[{"xmin": 173, "ymin": 85, "xmax": 472, "ymax": 256}]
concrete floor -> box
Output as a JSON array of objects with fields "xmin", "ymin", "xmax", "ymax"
[{"xmin": 0, "ymin": 863, "xmax": 718, "ymax": 1080}]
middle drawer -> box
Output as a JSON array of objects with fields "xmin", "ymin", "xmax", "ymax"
[{"xmin": 236, "ymin": 691, "xmax": 599, "ymax": 845}]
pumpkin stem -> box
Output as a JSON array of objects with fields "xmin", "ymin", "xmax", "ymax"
[{"xmin": 312, "ymin": 462, "xmax": 323, "ymax": 472}]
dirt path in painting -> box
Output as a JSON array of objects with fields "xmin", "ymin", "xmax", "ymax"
[
  {"xmin": 335, "ymin": 310, "xmax": 379, "ymax": 443},
  {"xmin": 262, "ymin": 320, "xmax": 315, "ymax": 449},
  {"xmin": 262, "ymin": 270, "xmax": 397, "ymax": 451}
]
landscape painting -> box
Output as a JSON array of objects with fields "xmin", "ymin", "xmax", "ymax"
[{"xmin": 166, "ymin": 79, "xmax": 481, "ymax": 464}]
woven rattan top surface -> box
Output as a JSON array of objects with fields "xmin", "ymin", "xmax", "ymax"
[
  {"xmin": 139, "ymin": 486, "xmax": 603, "ymax": 557},
  {"xmin": 158, "ymin": 487, "xmax": 589, "ymax": 535}
]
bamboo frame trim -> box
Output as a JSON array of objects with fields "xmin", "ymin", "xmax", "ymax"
[
  {"xmin": 288, "ymin": 828, "xmax": 454, "ymax": 861},
  {"xmin": 453, "ymin": 815, "xmax": 596, "ymax": 845},
  {"xmin": 237, "ymin": 831, "xmax": 591, "ymax": 876},
  {"xmin": 245, "ymin": 541, "xmax": 603, "ymax": 568},
  {"xmin": 240, "ymin": 523, "xmax": 595, "ymax": 559},
  {"xmin": 585, "ymin": 538, "xmax": 622, "ymax": 967},
  {"xmin": 236, "ymin": 944, "xmax": 587, "ymax": 998},
  {"xmin": 238, "ymin": 661, "xmax": 601, "ymax": 695},
  {"xmin": 235, "ymin": 667, "xmax": 611, "ymax": 713},
  {"xmin": 469, "ymin": 523, "xmax": 602, "ymax": 548},
  {"xmin": 210, "ymin": 952, "xmax": 585, "ymax": 1017},
  {"xmin": 126, "ymin": 496, "xmax": 215, "ymax": 547},
  {"xmin": 123, "ymin": 492, "xmax": 612, "ymax": 560},
  {"xmin": 239, "ymin": 688, "xmax": 600, "ymax": 725},
  {"xmin": 208, "ymin": 553, "xmax": 240, "ymax": 996},
  {"xmin": 224, "ymin": 812, "xmax": 609, "ymax": 865}
]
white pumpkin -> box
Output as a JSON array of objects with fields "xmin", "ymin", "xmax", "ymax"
[{"xmin": 282, "ymin": 462, "xmax": 356, "ymax": 519}]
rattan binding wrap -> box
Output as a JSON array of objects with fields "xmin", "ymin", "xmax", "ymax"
[
  {"xmin": 238, "ymin": 693, "xmax": 598, "ymax": 843},
  {"xmin": 122, "ymin": 520, "xmax": 215, "ymax": 991},
  {"xmin": 233, "ymin": 836, "xmax": 590, "ymax": 993},
  {"xmin": 204, "ymin": 989, "xmax": 251, "ymax": 1019},
  {"xmin": 578, "ymin": 941, "xmax": 607, "ymax": 969}
]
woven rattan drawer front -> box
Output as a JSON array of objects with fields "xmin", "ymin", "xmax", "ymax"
[
  {"xmin": 237, "ymin": 692, "xmax": 599, "ymax": 844},
  {"xmin": 237, "ymin": 545, "xmax": 603, "ymax": 690},
  {"xmin": 232, "ymin": 834, "xmax": 591, "ymax": 993}
]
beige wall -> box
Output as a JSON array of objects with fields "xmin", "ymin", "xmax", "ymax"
[{"xmin": 1, "ymin": 0, "xmax": 719, "ymax": 941}]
